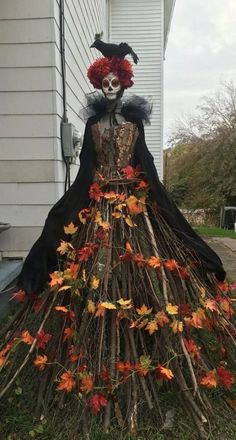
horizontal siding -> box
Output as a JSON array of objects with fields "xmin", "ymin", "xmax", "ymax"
[
  {"xmin": 0, "ymin": 138, "xmax": 59, "ymax": 161},
  {"xmin": 111, "ymin": 0, "xmax": 164, "ymax": 178},
  {"xmin": 0, "ymin": 228, "xmax": 43, "ymax": 254},
  {"xmin": 0, "ymin": 183, "xmax": 64, "ymax": 205},
  {"xmin": 0, "ymin": 67, "xmax": 61, "ymax": 92}
]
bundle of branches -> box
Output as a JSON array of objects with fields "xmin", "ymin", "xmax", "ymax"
[{"xmin": 1, "ymin": 168, "xmax": 236, "ymax": 439}]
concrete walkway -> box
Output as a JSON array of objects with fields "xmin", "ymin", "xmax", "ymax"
[{"xmin": 204, "ymin": 236, "xmax": 236, "ymax": 281}]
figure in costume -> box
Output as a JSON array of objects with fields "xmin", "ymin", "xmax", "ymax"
[{"xmin": 0, "ymin": 42, "xmax": 235, "ymax": 439}]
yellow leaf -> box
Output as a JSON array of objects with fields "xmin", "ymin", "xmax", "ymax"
[
  {"xmin": 57, "ymin": 240, "xmax": 74, "ymax": 255},
  {"xmin": 170, "ymin": 319, "xmax": 183, "ymax": 334},
  {"xmin": 101, "ymin": 302, "xmax": 117, "ymax": 310},
  {"xmin": 87, "ymin": 300, "xmax": 96, "ymax": 314},
  {"xmin": 117, "ymin": 298, "xmax": 133, "ymax": 309},
  {"xmin": 112, "ymin": 211, "xmax": 123, "ymax": 219},
  {"xmin": 95, "ymin": 210, "xmax": 102, "ymax": 225},
  {"xmin": 199, "ymin": 287, "xmax": 206, "ymax": 298},
  {"xmin": 64, "ymin": 222, "xmax": 78, "ymax": 235},
  {"xmin": 58, "ymin": 285, "xmax": 71, "ymax": 292},
  {"xmin": 136, "ymin": 304, "xmax": 153, "ymax": 315},
  {"xmin": 166, "ymin": 303, "xmax": 179, "ymax": 315},
  {"xmin": 145, "ymin": 320, "xmax": 158, "ymax": 335},
  {"xmin": 125, "ymin": 216, "xmax": 137, "ymax": 228},
  {"xmin": 90, "ymin": 276, "xmax": 100, "ymax": 290}
]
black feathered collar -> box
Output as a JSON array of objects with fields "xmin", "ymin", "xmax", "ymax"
[{"xmin": 80, "ymin": 93, "xmax": 152, "ymax": 125}]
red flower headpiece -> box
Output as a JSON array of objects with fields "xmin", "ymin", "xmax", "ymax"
[{"xmin": 87, "ymin": 56, "xmax": 134, "ymax": 90}]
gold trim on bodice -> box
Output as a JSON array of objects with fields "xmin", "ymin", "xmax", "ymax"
[{"xmin": 91, "ymin": 121, "xmax": 139, "ymax": 171}]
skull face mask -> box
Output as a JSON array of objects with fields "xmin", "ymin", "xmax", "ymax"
[{"xmin": 102, "ymin": 72, "xmax": 121, "ymax": 100}]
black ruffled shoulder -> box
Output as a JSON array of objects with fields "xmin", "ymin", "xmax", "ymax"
[{"xmin": 80, "ymin": 93, "xmax": 152, "ymax": 124}]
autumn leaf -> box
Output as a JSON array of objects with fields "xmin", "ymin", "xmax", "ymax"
[
  {"xmin": 136, "ymin": 304, "xmax": 153, "ymax": 316},
  {"xmin": 125, "ymin": 241, "xmax": 133, "ymax": 253},
  {"xmin": 33, "ymin": 354, "xmax": 48, "ymax": 371},
  {"xmin": 54, "ymin": 306, "xmax": 69, "ymax": 314},
  {"xmin": 170, "ymin": 319, "xmax": 183, "ymax": 334},
  {"xmin": 89, "ymin": 183, "xmax": 103, "ymax": 201},
  {"xmin": 117, "ymin": 298, "xmax": 133, "ymax": 309},
  {"xmin": 126, "ymin": 195, "xmax": 144, "ymax": 215},
  {"xmin": 155, "ymin": 310, "xmax": 170, "ymax": 326},
  {"xmin": 0, "ymin": 354, "xmax": 7, "ymax": 367},
  {"xmin": 33, "ymin": 297, "xmax": 44, "ymax": 313},
  {"xmin": 57, "ymin": 370, "xmax": 76, "ymax": 392},
  {"xmin": 217, "ymin": 366, "xmax": 234, "ymax": 389},
  {"xmin": 78, "ymin": 208, "xmax": 92, "ymax": 224},
  {"xmin": 164, "ymin": 259, "xmax": 178, "ymax": 271},
  {"xmin": 183, "ymin": 338, "xmax": 201, "ymax": 361},
  {"xmin": 103, "ymin": 191, "xmax": 119, "ymax": 203},
  {"xmin": 90, "ymin": 276, "xmax": 100, "ymax": 290},
  {"xmin": 166, "ymin": 303, "xmax": 179, "ymax": 315},
  {"xmin": 57, "ymin": 240, "xmax": 74, "ymax": 255},
  {"xmin": 177, "ymin": 266, "xmax": 190, "ymax": 279},
  {"xmin": 63, "ymin": 327, "xmax": 75, "ymax": 342},
  {"xmin": 36, "ymin": 329, "xmax": 52, "ymax": 349},
  {"xmin": 78, "ymin": 243, "xmax": 98, "ymax": 262},
  {"xmin": 49, "ymin": 271, "xmax": 64, "ymax": 288},
  {"xmin": 68, "ymin": 345, "xmax": 79, "ymax": 362},
  {"xmin": 125, "ymin": 216, "xmax": 137, "ymax": 228},
  {"xmin": 135, "ymin": 180, "xmax": 149, "ymax": 190},
  {"xmin": 156, "ymin": 364, "xmax": 174, "ymax": 381},
  {"xmin": 11, "ymin": 289, "xmax": 26, "ymax": 302},
  {"xmin": 200, "ymin": 370, "xmax": 217, "ymax": 389},
  {"xmin": 87, "ymin": 300, "xmax": 96, "ymax": 314},
  {"xmin": 121, "ymin": 165, "xmax": 137, "ymax": 179},
  {"xmin": 147, "ymin": 256, "xmax": 161, "ymax": 269},
  {"xmin": 135, "ymin": 355, "xmax": 151, "ymax": 376},
  {"xmin": 205, "ymin": 299, "xmax": 218, "ymax": 313},
  {"xmin": 101, "ymin": 302, "xmax": 117, "ymax": 310},
  {"xmin": 64, "ymin": 262, "xmax": 80, "ymax": 280},
  {"xmin": 21, "ymin": 330, "xmax": 34, "ymax": 345},
  {"xmin": 88, "ymin": 394, "xmax": 108, "ymax": 414},
  {"xmin": 133, "ymin": 253, "xmax": 146, "ymax": 267},
  {"xmin": 117, "ymin": 361, "xmax": 133, "ymax": 375},
  {"xmin": 145, "ymin": 320, "xmax": 158, "ymax": 335},
  {"xmin": 80, "ymin": 374, "xmax": 94, "ymax": 394},
  {"xmin": 95, "ymin": 303, "xmax": 106, "ymax": 317},
  {"xmin": 58, "ymin": 285, "xmax": 71, "ymax": 292},
  {"xmin": 64, "ymin": 222, "xmax": 78, "ymax": 235}
]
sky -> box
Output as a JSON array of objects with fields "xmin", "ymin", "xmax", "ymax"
[{"xmin": 164, "ymin": 0, "xmax": 236, "ymax": 145}]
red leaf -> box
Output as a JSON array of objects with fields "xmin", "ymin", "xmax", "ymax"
[
  {"xmin": 36, "ymin": 329, "xmax": 52, "ymax": 349},
  {"xmin": 217, "ymin": 366, "xmax": 234, "ymax": 390},
  {"xmin": 77, "ymin": 243, "xmax": 98, "ymax": 262},
  {"xmin": 88, "ymin": 394, "xmax": 108, "ymax": 414},
  {"xmin": 11, "ymin": 289, "xmax": 26, "ymax": 302},
  {"xmin": 89, "ymin": 183, "xmax": 103, "ymax": 201},
  {"xmin": 121, "ymin": 165, "xmax": 137, "ymax": 179}
]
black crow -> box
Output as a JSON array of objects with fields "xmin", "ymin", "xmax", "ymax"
[{"xmin": 90, "ymin": 39, "xmax": 139, "ymax": 64}]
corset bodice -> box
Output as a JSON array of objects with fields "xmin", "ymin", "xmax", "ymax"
[{"xmin": 91, "ymin": 121, "xmax": 139, "ymax": 169}]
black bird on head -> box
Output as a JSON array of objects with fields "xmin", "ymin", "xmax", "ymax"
[{"xmin": 90, "ymin": 39, "xmax": 139, "ymax": 64}]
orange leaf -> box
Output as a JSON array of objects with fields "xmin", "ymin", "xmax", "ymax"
[
  {"xmin": 49, "ymin": 271, "xmax": 64, "ymax": 288},
  {"xmin": 205, "ymin": 299, "xmax": 218, "ymax": 312},
  {"xmin": 183, "ymin": 338, "xmax": 201, "ymax": 361},
  {"xmin": 21, "ymin": 330, "xmax": 34, "ymax": 345},
  {"xmin": 125, "ymin": 241, "xmax": 133, "ymax": 253},
  {"xmin": 11, "ymin": 289, "xmax": 26, "ymax": 302},
  {"xmin": 133, "ymin": 253, "xmax": 146, "ymax": 267},
  {"xmin": 63, "ymin": 327, "xmax": 75, "ymax": 342},
  {"xmin": 95, "ymin": 303, "xmax": 106, "ymax": 318},
  {"xmin": 57, "ymin": 240, "xmax": 74, "ymax": 255},
  {"xmin": 145, "ymin": 320, "xmax": 158, "ymax": 335},
  {"xmin": 147, "ymin": 256, "xmax": 161, "ymax": 269},
  {"xmin": 80, "ymin": 374, "xmax": 94, "ymax": 394},
  {"xmin": 57, "ymin": 370, "xmax": 76, "ymax": 392},
  {"xmin": 164, "ymin": 259, "xmax": 178, "ymax": 271},
  {"xmin": 156, "ymin": 364, "xmax": 174, "ymax": 381},
  {"xmin": 78, "ymin": 243, "xmax": 98, "ymax": 262},
  {"xmin": 200, "ymin": 370, "xmax": 217, "ymax": 389},
  {"xmin": 78, "ymin": 208, "xmax": 93, "ymax": 224},
  {"xmin": 90, "ymin": 276, "xmax": 100, "ymax": 290},
  {"xmin": 121, "ymin": 165, "xmax": 137, "ymax": 179},
  {"xmin": 64, "ymin": 222, "xmax": 78, "ymax": 235},
  {"xmin": 155, "ymin": 310, "xmax": 170, "ymax": 326},
  {"xmin": 170, "ymin": 319, "xmax": 183, "ymax": 334},
  {"xmin": 54, "ymin": 306, "xmax": 69, "ymax": 314},
  {"xmin": 33, "ymin": 354, "xmax": 48, "ymax": 371},
  {"xmin": 136, "ymin": 304, "xmax": 153, "ymax": 316},
  {"xmin": 89, "ymin": 183, "xmax": 103, "ymax": 201}
]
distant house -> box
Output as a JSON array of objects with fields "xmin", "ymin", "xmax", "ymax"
[{"xmin": 0, "ymin": 0, "xmax": 175, "ymax": 258}]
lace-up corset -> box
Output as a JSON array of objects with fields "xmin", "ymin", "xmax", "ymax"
[{"xmin": 91, "ymin": 121, "xmax": 139, "ymax": 170}]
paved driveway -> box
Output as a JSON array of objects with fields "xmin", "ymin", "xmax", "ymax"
[{"xmin": 204, "ymin": 237, "xmax": 236, "ymax": 282}]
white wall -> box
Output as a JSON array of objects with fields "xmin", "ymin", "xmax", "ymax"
[
  {"xmin": 110, "ymin": 0, "xmax": 164, "ymax": 178},
  {"xmin": 0, "ymin": 0, "xmax": 107, "ymax": 258}
]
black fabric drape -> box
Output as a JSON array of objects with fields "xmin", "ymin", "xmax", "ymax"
[{"xmin": 18, "ymin": 113, "xmax": 225, "ymax": 294}]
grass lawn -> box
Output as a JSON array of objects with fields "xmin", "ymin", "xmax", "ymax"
[{"xmin": 195, "ymin": 226, "xmax": 236, "ymax": 239}]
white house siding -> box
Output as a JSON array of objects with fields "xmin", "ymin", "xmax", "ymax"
[
  {"xmin": 0, "ymin": 0, "xmax": 107, "ymax": 258},
  {"xmin": 110, "ymin": 0, "xmax": 164, "ymax": 178}
]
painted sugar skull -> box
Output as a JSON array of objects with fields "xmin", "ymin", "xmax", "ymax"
[{"xmin": 102, "ymin": 72, "xmax": 121, "ymax": 100}]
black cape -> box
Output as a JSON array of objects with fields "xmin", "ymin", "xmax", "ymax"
[{"xmin": 18, "ymin": 98, "xmax": 226, "ymax": 293}]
